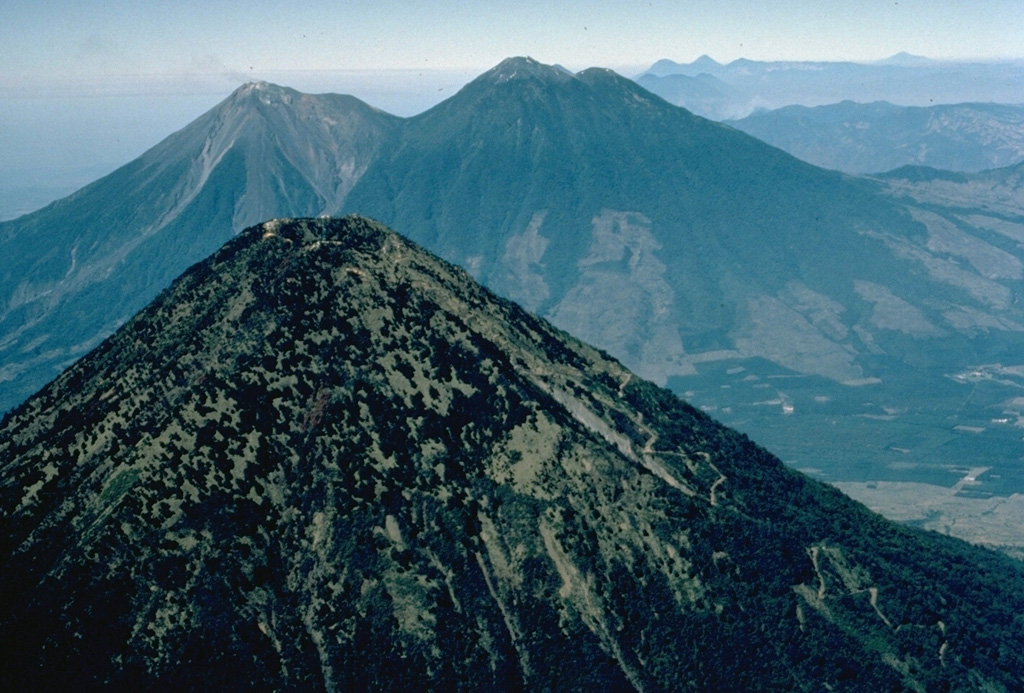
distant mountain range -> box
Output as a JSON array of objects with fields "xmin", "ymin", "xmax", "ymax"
[
  {"xmin": 726, "ymin": 101, "xmax": 1024, "ymax": 173},
  {"xmin": 637, "ymin": 55, "xmax": 1024, "ymax": 120},
  {"xmin": 3, "ymin": 215, "xmax": 1023, "ymax": 689},
  {"xmin": 3, "ymin": 58, "xmax": 1024, "ymax": 549},
  {"xmin": 878, "ymin": 159, "xmax": 1024, "ymax": 207}
]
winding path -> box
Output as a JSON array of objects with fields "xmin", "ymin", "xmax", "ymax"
[{"xmin": 618, "ymin": 370, "xmax": 726, "ymax": 506}]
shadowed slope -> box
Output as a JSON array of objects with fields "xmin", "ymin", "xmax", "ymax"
[{"xmin": 1, "ymin": 216, "xmax": 1022, "ymax": 690}]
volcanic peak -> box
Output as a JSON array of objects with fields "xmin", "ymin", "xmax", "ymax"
[
  {"xmin": 478, "ymin": 56, "xmax": 576, "ymax": 85},
  {"xmin": 3, "ymin": 215, "xmax": 1024, "ymax": 689},
  {"xmin": 230, "ymin": 79, "xmax": 300, "ymax": 106}
]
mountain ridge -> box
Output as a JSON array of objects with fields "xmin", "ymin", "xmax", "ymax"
[
  {"xmin": 638, "ymin": 55, "xmax": 1024, "ymax": 119},
  {"xmin": 727, "ymin": 100, "xmax": 1024, "ymax": 173},
  {"xmin": 2, "ymin": 215, "xmax": 1023, "ymax": 690}
]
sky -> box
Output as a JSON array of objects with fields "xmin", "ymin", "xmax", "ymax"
[
  {"xmin": 3, "ymin": 0, "xmax": 1023, "ymax": 89},
  {"xmin": 1, "ymin": 0, "xmax": 1023, "ymax": 219}
]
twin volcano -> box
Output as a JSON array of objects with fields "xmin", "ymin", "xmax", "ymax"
[
  {"xmin": 2, "ymin": 216, "xmax": 1023, "ymax": 689},
  {"xmin": 2, "ymin": 59, "xmax": 1020, "ymax": 402},
  {"xmin": 4, "ymin": 56, "xmax": 1024, "ymax": 526}
]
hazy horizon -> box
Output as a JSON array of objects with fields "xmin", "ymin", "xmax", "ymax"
[{"xmin": 5, "ymin": 1, "xmax": 1023, "ymax": 82}]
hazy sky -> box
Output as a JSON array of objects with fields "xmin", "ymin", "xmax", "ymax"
[{"xmin": 3, "ymin": 0, "xmax": 1023, "ymax": 91}]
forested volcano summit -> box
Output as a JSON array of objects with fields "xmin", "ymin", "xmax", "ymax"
[{"xmin": 1, "ymin": 216, "xmax": 1022, "ymax": 690}]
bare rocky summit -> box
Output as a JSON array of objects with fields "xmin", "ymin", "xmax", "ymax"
[{"xmin": 1, "ymin": 216, "xmax": 1023, "ymax": 690}]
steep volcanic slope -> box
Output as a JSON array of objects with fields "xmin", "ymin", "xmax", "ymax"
[
  {"xmin": 2, "ymin": 216, "xmax": 1023, "ymax": 690},
  {"xmin": 0, "ymin": 82, "xmax": 398, "ymax": 410},
  {"xmin": 343, "ymin": 58, "xmax": 938, "ymax": 384},
  {"xmin": 341, "ymin": 59, "xmax": 1024, "ymax": 508},
  {"xmin": 5, "ymin": 59, "xmax": 1024, "ymax": 509}
]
